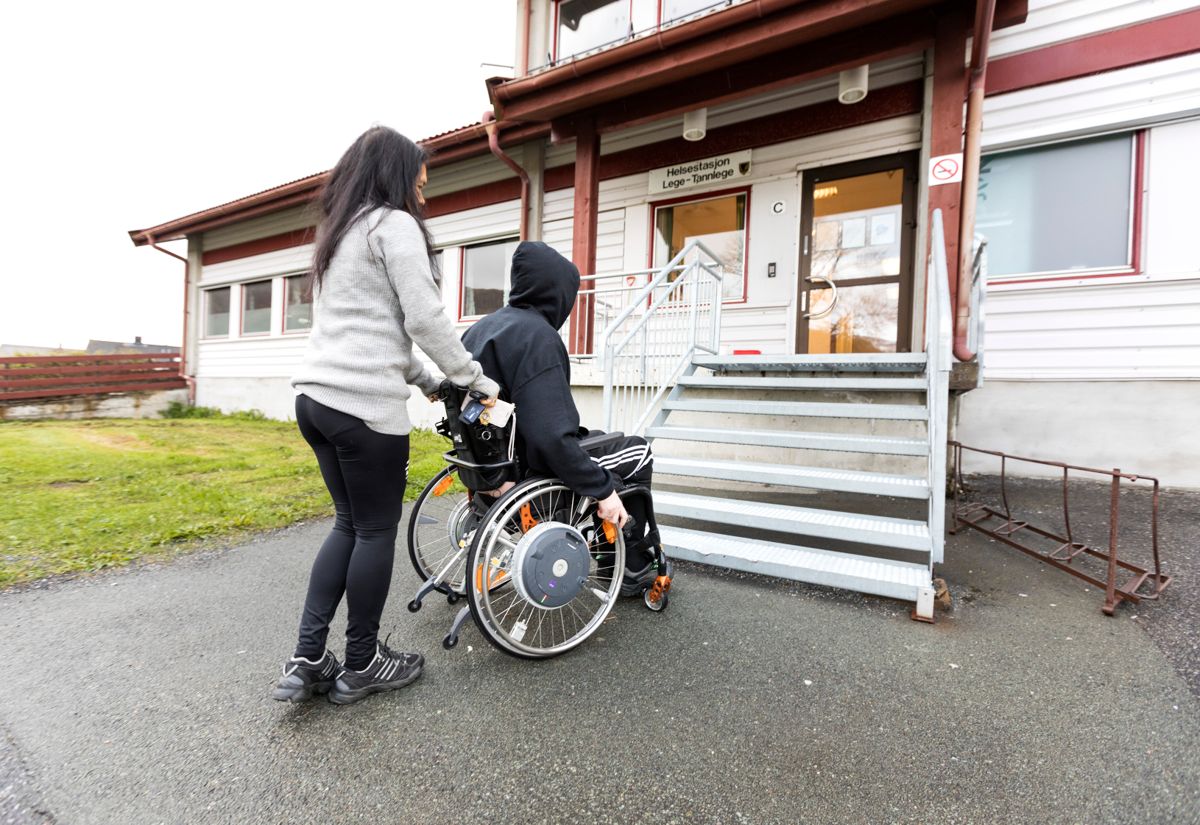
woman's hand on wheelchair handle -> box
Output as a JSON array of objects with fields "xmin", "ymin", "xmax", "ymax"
[{"xmin": 596, "ymin": 490, "xmax": 629, "ymax": 529}]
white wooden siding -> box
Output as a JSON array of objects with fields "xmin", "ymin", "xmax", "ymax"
[
  {"xmin": 201, "ymin": 205, "xmax": 314, "ymax": 251},
  {"xmin": 978, "ymin": 113, "xmax": 1200, "ymax": 381},
  {"xmin": 199, "ymin": 244, "xmax": 312, "ymax": 287},
  {"xmin": 427, "ymin": 199, "xmax": 520, "ymax": 246},
  {"xmin": 424, "ymin": 153, "xmax": 519, "ymax": 200},
  {"xmin": 983, "ymin": 279, "xmax": 1200, "ymax": 380},
  {"xmin": 1145, "ymin": 119, "xmax": 1200, "ymax": 278},
  {"xmin": 989, "ymin": 0, "xmax": 1200, "ymax": 58},
  {"xmin": 982, "ymin": 53, "xmax": 1200, "ymax": 150}
]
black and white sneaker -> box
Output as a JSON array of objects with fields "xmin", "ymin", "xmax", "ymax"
[
  {"xmin": 621, "ymin": 554, "xmax": 673, "ymax": 597},
  {"xmin": 328, "ymin": 641, "xmax": 424, "ymax": 705},
  {"xmin": 271, "ymin": 650, "xmax": 341, "ymax": 703}
]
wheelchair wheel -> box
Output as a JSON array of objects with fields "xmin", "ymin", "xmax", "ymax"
[
  {"xmin": 407, "ymin": 467, "xmax": 475, "ymax": 595},
  {"xmin": 465, "ymin": 479, "xmax": 625, "ymax": 659}
]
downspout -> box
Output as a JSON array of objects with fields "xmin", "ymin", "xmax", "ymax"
[
  {"xmin": 516, "ymin": 0, "xmax": 531, "ymax": 76},
  {"xmin": 146, "ymin": 233, "xmax": 196, "ymax": 403},
  {"xmin": 482, "ymin": 110, "xmax": 531, "ymax": 241},
  {"xmin": 954, "ymin": 0, "xmax": 996, "ymax": 362}
]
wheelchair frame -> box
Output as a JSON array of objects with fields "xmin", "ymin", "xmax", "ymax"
[{"xmin": 405, "ymin": 382, "xmax": 670, "ymax": 659}]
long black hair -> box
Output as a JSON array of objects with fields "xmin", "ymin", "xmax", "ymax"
[{"xmin": 312, "ymin": 126, "xmax": 436, "ymax": 287}]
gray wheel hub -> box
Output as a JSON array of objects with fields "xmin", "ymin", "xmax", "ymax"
[{"xmin": 512, "ymin": 522, "xmax": 590, "ymax": 610}]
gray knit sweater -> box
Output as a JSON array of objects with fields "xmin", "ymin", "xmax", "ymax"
[{"xmin": 292, "ymin": 207, "xmax": 499, "ymax": 435}]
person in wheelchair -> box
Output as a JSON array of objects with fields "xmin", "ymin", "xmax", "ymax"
[{"xmin": 460, "ymin": 241, "xmax": 668, "ymax": 597}]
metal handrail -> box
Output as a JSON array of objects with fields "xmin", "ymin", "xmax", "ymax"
[
  {"xmin": 968, "ymin": 235, "xmax": 988, "ymax": 386},
  {"xmin": 925, "ymin": 209, "xmax": 953, "ymax": 566},
  {"xmin": 600, "ymin": 239, "xmax": 725, "ymax": 433}
]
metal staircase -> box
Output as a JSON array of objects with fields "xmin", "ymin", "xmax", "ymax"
[{"xmin": 597, "ymin": 211, "xmax": 954, "ymax": 619}]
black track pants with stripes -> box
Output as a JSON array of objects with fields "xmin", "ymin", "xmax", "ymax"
[{"xmin": 585, "ymin": 431, "xmax": 655, "ymax": 571}]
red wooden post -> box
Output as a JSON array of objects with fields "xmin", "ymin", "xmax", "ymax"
[
  {"xmin": 569, "ymin": 116, "xmax": 601, "ymax": 355},
  {"xmin": 928, "ymin": 7, "xmax": 968, "ymax": 315}
]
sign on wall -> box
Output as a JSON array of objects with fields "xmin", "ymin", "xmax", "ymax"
[
  {"xmin": 928, "ymin": 153, "xmax": 964, "ymax": 186},
  {"xmin": 648, "ymin": 150, "xmax": 752, "ymax": 195}
]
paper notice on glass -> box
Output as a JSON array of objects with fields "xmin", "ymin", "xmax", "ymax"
[
  {"xmin": 842, "ymin": 218, "xmax": 866, "ymax": 249},
  {"xmin": 813, "ymin": 220, "xmax": 840, "ymax": 252},
  {"xmin": 869, "ymin": 213, "xmax": 897, "ymax": 246}
]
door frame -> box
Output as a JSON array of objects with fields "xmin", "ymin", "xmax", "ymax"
[{"xmin": 795, "ymin": 151, "xmax": 919, "ymax": 354}]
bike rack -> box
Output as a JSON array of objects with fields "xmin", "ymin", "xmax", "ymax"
[{"xmin": 949, "ymin": 442, "xmax": 1172, "ymax": 615}]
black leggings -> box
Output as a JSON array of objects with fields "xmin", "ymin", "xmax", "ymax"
[{"xmin": 293, "ymin": 394, "xmax": 409, "ymax": 669}]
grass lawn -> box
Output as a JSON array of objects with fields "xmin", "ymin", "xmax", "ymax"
[{"xmin": 0, "ymin": 418, "xmax": 451, "ymax": 588}]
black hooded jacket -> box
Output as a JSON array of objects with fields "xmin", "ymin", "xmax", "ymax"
[{"xmin": 461, "ymin": 242, "xmax": 615, "ymax": 500}]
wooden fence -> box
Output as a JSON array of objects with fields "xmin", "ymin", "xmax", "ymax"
[{"xmin": 0, "ymin": 354, "xmax": 187, "ymax": 402}]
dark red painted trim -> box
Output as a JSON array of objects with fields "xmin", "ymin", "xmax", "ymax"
[
  {"xmin": 1130, "ymin": 129, "xmax": 1147, "ymax": 276},
  {"xmin": 193, "ymin": 84, "xmax": 919, "ymax": 267},
  {"xmin": 569, "ymin": 118, "xmax": 602, "ymax": 354},
  {"xmin": 553, "ymin": 13, "xmax": 932, "ymax": 140},
  {"xmin": 986, "ymin": 8, "xmax": 1200, "ymax": 96},
  {"xmin": 201, "ymin": 228, "xmax": 316, "ymax": 266},
  {"xmin": 425, "ymin": 179, "xmax": 523, "ymax": 218},
  {"xmin": 988, "ymin": 270, "xmax": 1140, "ymax": 287},
  {"xmin": 927, "ymin": 8, "xmax": 968, "ymax": 321},
  {"xmin": 550, "ymin": 82, "xmax": 922, "ymax": 193}
]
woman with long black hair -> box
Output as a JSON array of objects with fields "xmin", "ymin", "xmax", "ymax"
[{"xmin": 273, "ymin": 126, "xmax": 499, "ymax": 705}]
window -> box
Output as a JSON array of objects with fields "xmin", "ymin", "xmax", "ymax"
[
  {"xmin": 977, "ymin": 133, "xmax": 1136, "ymax": 278},
  {"xmin": 556, "ymin": 0, "xmax": 629, "ymax": 61},
  {"xmin": 652, "ymin": 192, "xmax": 748, "ymax": 301},
  {"xmin": 431, "ymin": 249, "xmax": 444, "ymax": 288},
  {"xmin": 554, "ymin": 1, "xmax": 726, "ymax": 61},
  {"xmin": 284, "ymin": 273, "xmax": 313, "ymax": 333},
  {"xmin": 203, "ymin": 287, "xmax": 230, "ymax": 338},
  {"xmin": 241, "ymin": 280, "xmax": 272, "ymax": 335},
  {"xmin": 662, "ymin": 0, "xmax": 722, "ymax": 23},
  {"xmin": 461, "ymin": 238, "xmax": 521, "ymax": 318}
]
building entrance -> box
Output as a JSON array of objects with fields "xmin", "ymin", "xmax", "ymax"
[{"xmin": 796, "ymin": 153, "xmax": 917, "ymax": 353}]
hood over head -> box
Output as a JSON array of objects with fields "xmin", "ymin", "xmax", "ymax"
[{"xmin": 507, "ymin": 241, "xmax": 579, "ymax": 330}]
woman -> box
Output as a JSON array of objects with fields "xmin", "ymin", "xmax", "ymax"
[{"xmin": 273, "ymin": 126, "xmax": 499, "ymax": 705}]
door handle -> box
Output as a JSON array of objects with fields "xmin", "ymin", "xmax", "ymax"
[{"xmin": 803, "ymin": 275, "xmax": 838, "ymax": 320}]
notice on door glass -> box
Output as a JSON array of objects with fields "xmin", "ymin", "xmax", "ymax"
[
  {"xmin": 869, "ymin": 213, "xmax": 896, "ymax": 246},
  {"xmin": 842, "ymin": 218, "xmax": 866, "ymax": 249}
]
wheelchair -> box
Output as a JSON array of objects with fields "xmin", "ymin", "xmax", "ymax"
[{"xmin": 405, "ymin": 381, "xmax": 672, "ymax": 659}]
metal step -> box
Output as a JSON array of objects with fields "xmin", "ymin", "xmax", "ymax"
[
  {"xmin": 655, "ymin": 456, "xmax": 930, "ymax": 499},
  {"xmin": 661, "ymin": 526, "xmax": 932, "ymax": 604},
  {"xmin": 663, "ymin": 398, "xmax": 927, "ymax": 421},
  {"xmin": 654, "ymin": 491, "xmax": 931, "ymax": 551},
  {"xmin": 645, "ymin": 425, "xmax": 928, "ymax": 455},
  {"xmin": 679, "ymin": 375, "xmax": 926, "ymax": 391},
  {"xmin": 694, "ymin": 353, "xmax": 927, "ymax": 373}
]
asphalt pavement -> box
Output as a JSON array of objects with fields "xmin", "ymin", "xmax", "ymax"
[{"xmin": 1, "ymin": 481, "xmax": 1198, "ymax": 825}]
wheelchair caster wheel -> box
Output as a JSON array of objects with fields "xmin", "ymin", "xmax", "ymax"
[
  {"xmin": 407, "ymin": 599, "xmax": 422, "ymax": 613},
  {"xmin": 442, "ymin": 634, "xmax": 459, "ymax": 650},
  {"xmin": 643, "ymin": 574, "xmax": 672, "ymax": 612},
  {"xmin": 446, "ymin": 591, "xmax": 460, "ymax": 605}
]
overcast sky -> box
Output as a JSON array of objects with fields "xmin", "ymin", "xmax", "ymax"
[{"xmin": 0, "ymin": 1, "xmax": 516, "ymax": 350}]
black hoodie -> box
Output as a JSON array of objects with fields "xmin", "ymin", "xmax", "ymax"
[{"xmin": 461, "ymin": 241, "xmax": 615, "ymax": 499}]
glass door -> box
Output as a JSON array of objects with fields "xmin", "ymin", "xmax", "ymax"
[{"xmin": 797, "ymin": 153, "xmax": 917, "ymax": 353}]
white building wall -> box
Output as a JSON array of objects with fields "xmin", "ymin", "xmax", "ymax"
[
  {"xmin": 959, "ymin": 33, "xmax": 1200, "ymax": 485},
  {"xmin": 988, "ymin": 0, "xmax": 1200, "ymax": 58}
]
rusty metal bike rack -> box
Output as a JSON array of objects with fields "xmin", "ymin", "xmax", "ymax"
[{"xmin": 949, "ymin": 442, "xmax": 1172, "ymax": 615}]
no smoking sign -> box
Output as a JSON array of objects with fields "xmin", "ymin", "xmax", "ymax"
[{"xmin": 928, "ymin": 153, "xmax": 964, "ymax": 186}]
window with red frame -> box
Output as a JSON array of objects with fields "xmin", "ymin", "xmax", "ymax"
[
  {"xmin": 652, "ymin": 191, "xmax": 748, "ymax": 302},
  {"xmin": 976, "ymin": 132, "xmax": 1140, "ymax": 279}
]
